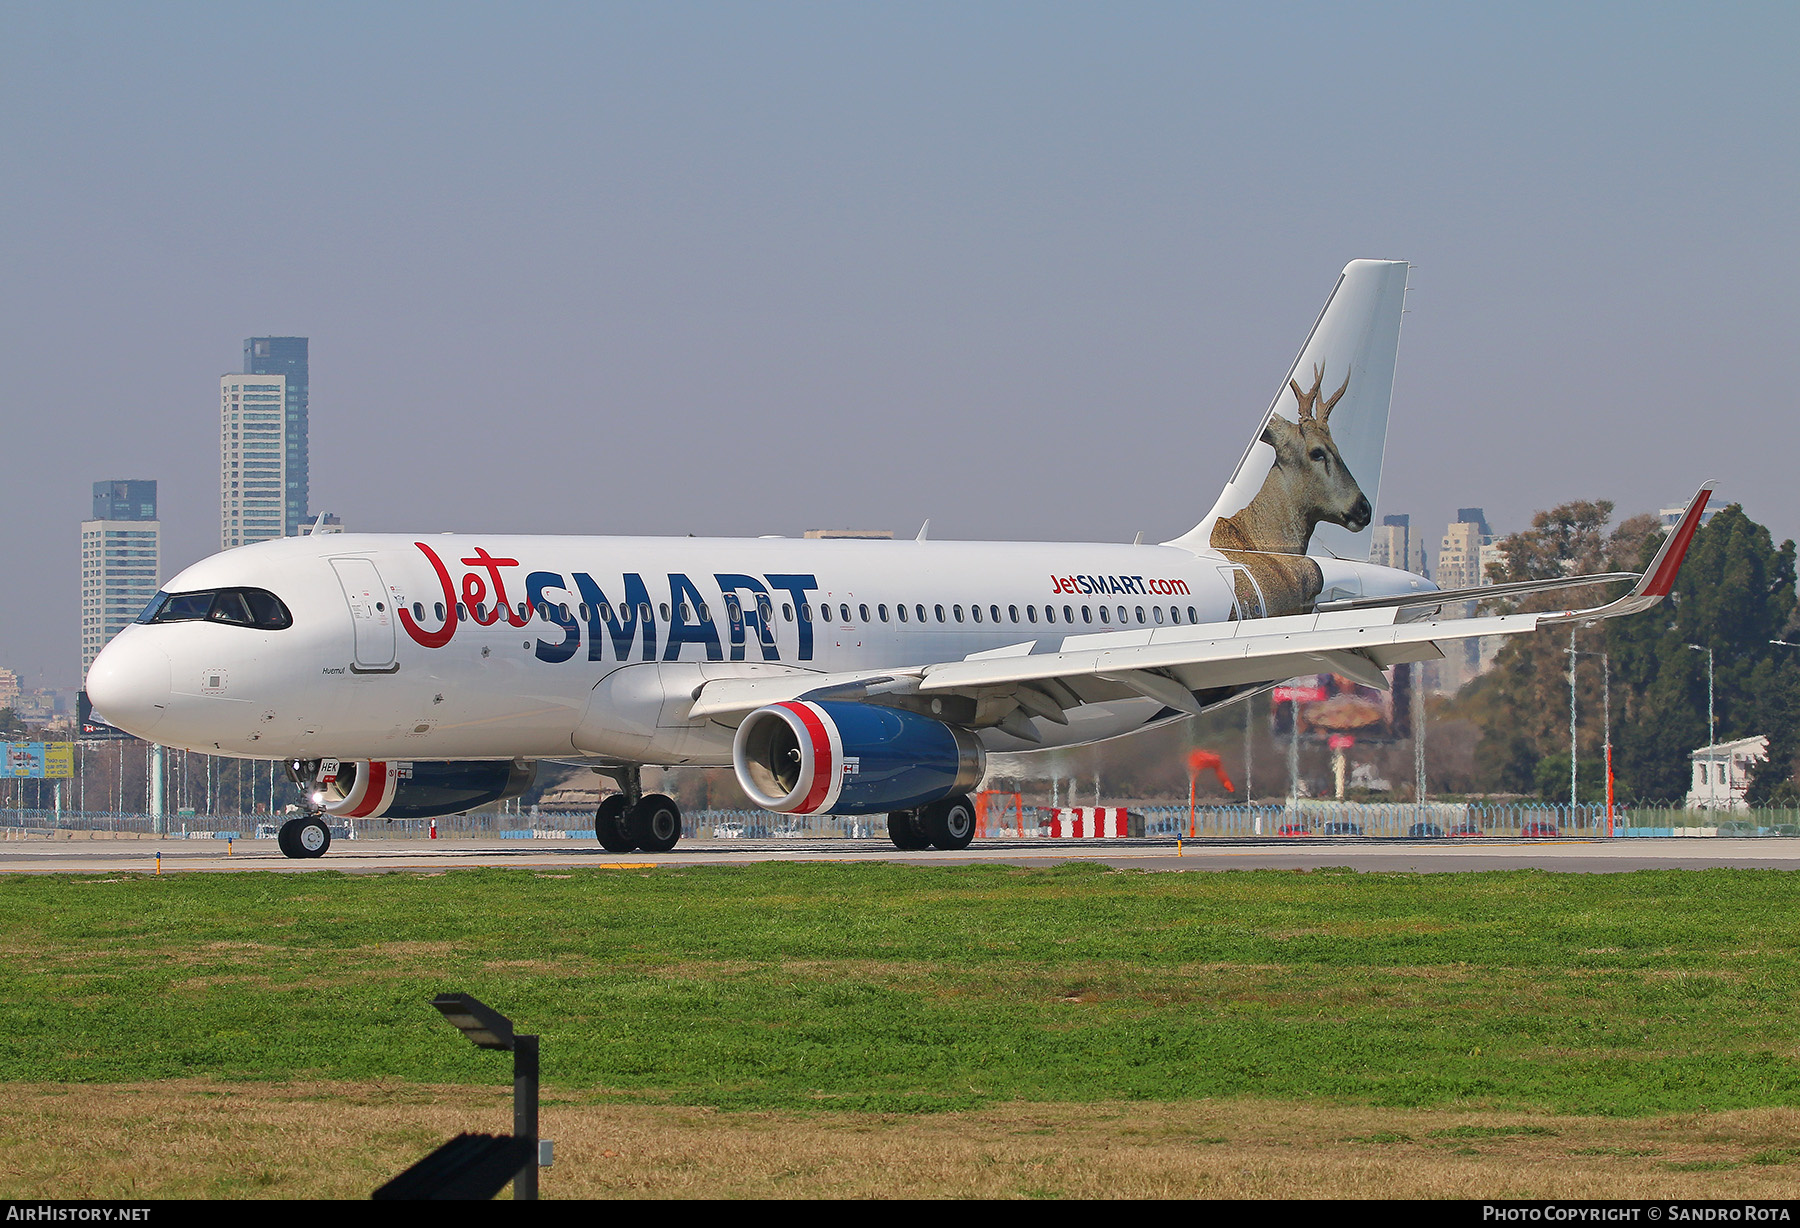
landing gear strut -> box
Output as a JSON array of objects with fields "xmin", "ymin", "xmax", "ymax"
[
  {"xmin": 277, "ymin": 815, "xmax": 331, "ymax": 859},
  {"xmin": 591, "ymin": 765, "xmax": 683, "ymax": 853}
]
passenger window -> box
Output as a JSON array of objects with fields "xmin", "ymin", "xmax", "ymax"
[
  {"xmin": 660, "ymin": 603, "xmax": 671, "ymax": 621},
  {"xmin": 916, "ymin": 604, "xmax": 926, "ymax": 623},
  {"xmin": 697, "ymin": 601, "xmax": 709, "ymax": 622},
  {"xmin": 1100, "ymin": 606, "xmax": 1111, "ymax": 624},
  {"xmin": 412, "ymin": 602, "xmax": 424, "ymax": 621},
  {"xmin": 840, "ymin": 603, "xmax": 851, "ymax": 623},
  {"xmin": 757, "ymin": 596, "xmax": 774, "ymax": 623},
  {"xmin": 559, "ymin": 603, "xmax": 571, "ymax": 621},
  {"xmin": 897, "ymin": 604, "xmax": 908, "ymax": 623},
  {"xmin": 1153, "ymin": 606, "xmax": 1164, "ymax": 624},
  {"xmin": 1008, "ymin": 605, "xmax": 1019, "ymax": 623},
  {"xmin": 859, "ymin": 603, "xmax": 870, "ymax": 622},
  {"xmin": 725, "ymin": 597, "xmax": 741, "ymax": 624},
  {"xmin": 1027, "ymin": 606, "xmax": 1037, "ymax": 623},
  {"xmin": 990, "ymin": 605, "xmax": 1001, "ymax": 623},
  {"xmin": 475, "ymin": 602, "xmax": 489, "ymax": 621},
  {"xmin": 972, "ymin": 605, "xmax": 983, "ymax": 623},
  {"xmin": 639, "ymin": 602, "xmax": 653, "ymax": 622},
  {"xmin": 1082, "ymin": 606, "xmax": 1092, "ymax": 624},
  {"xmin": 597, "ymin": 602, "xmax": 612, "ymax": 622},
  {"xmin": 457, "ymin": 603, "xmax": 467, "ymax": 622},
  {"xmin": 435, "ymin": 602, "xmax": 446, "ymax": 621},
  {"xmin": 1169, "ymin": 606, "xmax": 1180, "ymax": 625},
  {"xmin": 1044, "ymin": 606, "xmax": 1055, "ymax": 624},
  {"xmin": 800, "ymin": 603, "xmax": 812, "ymax": 622},
  {"xmin": 783, "ymin": 603, "xmax": 794, "ymax": 621},
  {"xmin": 1135, "ymin": 606, "xmax": 1146, "ymax": 623},
  {"xmin": 1188, "ymin": 605, "xmax": 1198, "ymax": 623},
  {"xmin": 1063, "ymin": 605, "xmax": 1073, "ymax": 623}
]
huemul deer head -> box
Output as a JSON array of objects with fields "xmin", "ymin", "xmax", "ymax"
[{"xmin": 1216, "ymin": 363, "xmax": 1371, "ymax": 556}]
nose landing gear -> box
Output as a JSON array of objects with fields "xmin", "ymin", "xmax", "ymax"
[{"xmin": 277, "ymin": 814, "xmax": 331, "ymax": 859}]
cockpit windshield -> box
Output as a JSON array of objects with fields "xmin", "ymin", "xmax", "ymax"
[{"xmin": 137, "ymin": 588, "xmax": 293, "ymax": 630}]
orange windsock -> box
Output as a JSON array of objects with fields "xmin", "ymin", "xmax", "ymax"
[{"xmin": 1187, "ymin": 749, "xmax": 1235, "ymax": 794}]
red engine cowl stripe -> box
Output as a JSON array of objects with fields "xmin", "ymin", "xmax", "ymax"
[
  {"xmin": 345, "ymin": 761, "xmax": 390, "ymax": 818},
  {"xmin": 781, "ymin": 702, "xmax": 835, "ymax": 814}
]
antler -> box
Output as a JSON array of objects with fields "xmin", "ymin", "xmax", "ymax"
[{"xmin": 1288, "ymin": 363, "xmax": 1351, "ymax": 424}]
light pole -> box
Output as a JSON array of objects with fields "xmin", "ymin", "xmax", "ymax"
[
  {"xmin": 1568, "ymin": 628, "xmax": 1579, "ymax": 810},
  {"xmin": 431, "ymin": 993, "xmax": 543, "ymax": 1200},
  {"xmin": 1569, "ymin": 644, "xmax": 1612, "ymax": 833},
  {"xmin": 1688, "ymin": 644, "xmax": 1715, "ymax": 810}
]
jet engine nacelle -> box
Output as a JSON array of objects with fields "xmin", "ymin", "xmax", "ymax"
[
  {"xmin": 732, "ymin": 700, "xmax": 984, "ymax": 816},
  {"xmin": 310, "ymin": 759, "xmax": 537, "ymax": 819}
]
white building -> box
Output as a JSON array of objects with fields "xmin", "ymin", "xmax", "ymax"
[
  {"xmin": 1660, "ymin": 503, "xmax": 1718, "ymax": 530},
  {"xmin": 81, "ymin": 480, "xmax": 161, "ymax": 679},
  {"xmin": 1369, "ymin": 514, "xmax": 1428, "ymax": 577},
  {"xmin": 221, "ymin": 374, "xmax": 289, "ymax": 548},
  {"xmin": 1427, "ymin": 510, "xmax": 1494, "ymax": 693},
  {"xmin": 1685, "ymin": 734, "xmax": 1769, "ymax": 812}
]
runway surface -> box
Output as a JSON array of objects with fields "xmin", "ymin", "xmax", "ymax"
[{"xmin": 4, "ymin": 835, "xmax": 1799, "ymax": 875}]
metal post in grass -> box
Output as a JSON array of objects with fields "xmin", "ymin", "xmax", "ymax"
[{"xmin": 388, "ymin": 992, "xmax": 547, "ymax": 1201}]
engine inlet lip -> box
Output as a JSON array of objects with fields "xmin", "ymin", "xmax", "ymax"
[{"xmin": 732, "ymin": 704, "xmax": 817, "ymax": 812}]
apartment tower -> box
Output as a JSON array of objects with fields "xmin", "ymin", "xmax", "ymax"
[{"xmin": 81, "ymin": 480, "xmax": 160, "ymax": 678}]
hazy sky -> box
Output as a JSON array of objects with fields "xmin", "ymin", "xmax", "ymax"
[{"xmin": 4, "ymin": 2, "xmax": 1797, "ymax": 688}]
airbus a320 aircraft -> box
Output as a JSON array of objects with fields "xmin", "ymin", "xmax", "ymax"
[{"xmin": 87, "ymin": 260, "xmax": 1712, "ymax": 859}]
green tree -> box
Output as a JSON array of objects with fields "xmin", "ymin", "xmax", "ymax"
[
  {"xmin": 1453, "ymin": 501, "xmax": 1798, "ymax": 803},
  {"xmin": 1604, "ymin": 504, "xmax": 1798, "ymax": 801},
  {"xmin": 1463, "ymin": 500, "xmax": 1658, "ymax": 795}
]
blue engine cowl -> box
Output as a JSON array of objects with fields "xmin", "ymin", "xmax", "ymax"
[
  {"xmin": 732, "ymin": 700, "xmax": 985, "ymax": 816},
  {"xmin": 312, "ymin": 759, "xmax": 536, "ymax": 819}
]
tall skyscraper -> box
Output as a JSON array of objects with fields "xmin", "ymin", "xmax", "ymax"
[
  {"xmin": 81, "ymin": 480, "xmax": 160, "ymax": 678},
  {"xmin": 220, "ymin": 373, "xmax": 290, "ymax": 548},
  {"xmin": 243, "ymin": 336, "xmax": 309, "ymax": 536}
]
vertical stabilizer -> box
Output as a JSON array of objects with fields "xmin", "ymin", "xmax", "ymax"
[{"xmin": 1164, "ymin": 259, "xmax": 1408, "ymax": 614}]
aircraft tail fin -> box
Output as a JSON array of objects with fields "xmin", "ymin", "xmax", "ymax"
[{"xmin": 1165, "ymin": 259, "xmax": 1410, "ymax": 562}]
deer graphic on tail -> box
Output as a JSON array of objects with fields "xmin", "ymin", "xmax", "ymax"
[{"xmin": 1210, "ymin": 363, "xmax": 1372, "ymax": 618}]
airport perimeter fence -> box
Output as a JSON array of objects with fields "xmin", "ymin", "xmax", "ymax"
[{"xmin": 5, "ymin": 800, "xmax": 1800, "ymax": 841}]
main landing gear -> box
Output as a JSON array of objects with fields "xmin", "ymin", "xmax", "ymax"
[
  {"xmin": 277, "ymin": 814, "xmax": 331, "ymax": 859},
  {"xmin": 593, "ymin": 765, "xmax": 683, "ymax": 853},
  {"xmin": 888, "ymin": 794, "xmax": 976, "ymax": 852}
]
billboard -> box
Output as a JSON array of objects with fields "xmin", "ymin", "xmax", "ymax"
[
  {"xmin": 3, "ymin": 742, "xmax": 74, "ymax": 779},
  {"xmin": 77, "ymin": 691, "xmax": 133, "ymax": 740},
  {"xmin": 1270, "ymin": 664, "xmax": 1413, "ymax": 744}
]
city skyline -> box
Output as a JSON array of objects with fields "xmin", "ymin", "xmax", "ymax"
[{"xmin": 4, "ymin": 5, "xmax": 1796, "ymax": 686}]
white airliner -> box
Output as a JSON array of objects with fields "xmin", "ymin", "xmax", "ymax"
[{"xmin": 87, "ymin": 260, "xmax": 1711, "ymax": 858}]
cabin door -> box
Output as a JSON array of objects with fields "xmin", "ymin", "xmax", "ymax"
[
  {"xmin": 1217, "ymin": 564, "xmax": 1267, "ymax": 621},
  {"xmin": 331, "ymin": 557, "xmax": 398, "ymax": 672}
]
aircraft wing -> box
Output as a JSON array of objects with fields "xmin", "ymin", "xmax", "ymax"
[{"xmin": 689, "ymin": 483, "xmax": 1712, "ymax": 736}]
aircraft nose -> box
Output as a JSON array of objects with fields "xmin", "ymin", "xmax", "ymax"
[{"xmin": 86, "ymin": 635, "xmax": 173, "ymax": 737}]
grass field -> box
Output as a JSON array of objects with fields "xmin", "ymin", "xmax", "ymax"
[{"xmin": 3, "ymin": 862, "xmax": 1799, "ymax": 1197}]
